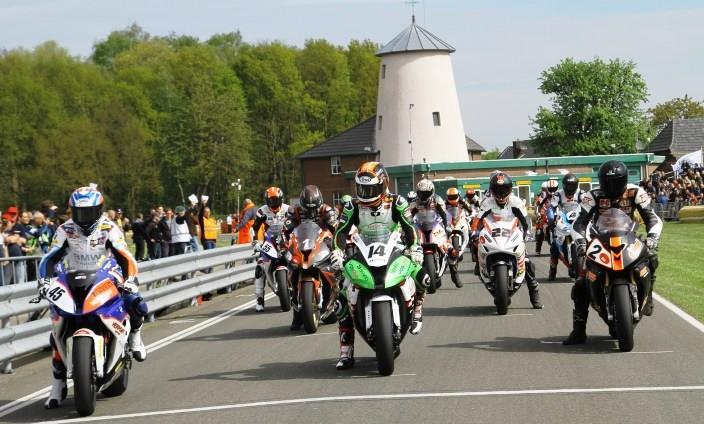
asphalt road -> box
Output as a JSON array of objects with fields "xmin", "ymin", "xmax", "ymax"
[{"xmin": 2, "ymin": 247, "xmax": 704, "ymax": 424}]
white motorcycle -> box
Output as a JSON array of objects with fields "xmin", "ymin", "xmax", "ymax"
[
  {"xmin": 253, "ymin": 223, "xmax": 292, "ymax": 312},
  {"xmin": 446, "ymin": 204, "xmax": 470, "ymax": 288},
  {"xmin": 477, "ymin": 209, "xmax": 527, "ymax": 315},
  {"xmin": 550, "ymin": 208, "xmax": 580, "ymax": 280},
  {"xmin": 36, "ymin": 257, "xmax": 133, "ymax": 416},
  {"xmin": 414, "ymin": 209, "xmax": 449, "ymax": 294}
]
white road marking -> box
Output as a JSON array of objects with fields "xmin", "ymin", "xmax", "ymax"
[
  {"xmin": 169, "ymin": 319, "xmax": 196, "ymax": 325},
  {"xmin": 630, "ymin": 351, "xmax": 674, "ymax": 354},
  {"xmin": 653, "ymin": 292, "xmax": 704, "ymax": 334},
  {"xmin": 294, "ymin": 331, "xmax": 337, "ymax": 338},
  {"xmin": 0, "ymin": 293, "xmax": 276, "ymax": 419},
  {"xmin": 505, "ymin": 313, "xmax": 533, "ymax": 317},
  {"xmin": 36, "ymin": 385, "xmax": 704, "ymax": 423},
  {"xmin": 539, "ymin": 341, "xmax": 563, "ymax": 344}
]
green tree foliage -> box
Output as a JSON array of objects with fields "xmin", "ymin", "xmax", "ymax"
[
  {"xmin": 481, "ymin": 148, "xmax": 501, "ymax": 160},
  {"xmin": 531, "ymin": 58, "xmax": 650, "ymax": 156},
  {"xmin": 648, "ymin": 94, "xmax": 704, "ymax": 129},
  {"xmin": 0, "ymin": 25, "xmax": 380, "ymax": 215}
]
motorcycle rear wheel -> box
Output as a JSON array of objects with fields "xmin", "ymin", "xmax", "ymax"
[
  {"xmin": 275, "ymin": 269, "xmax": 291, "ymax": 312},
  {"xmin": 493, "ymin": 264, "xmax": 509, "ymax": 315},
  {"xmin": 73, "ymin": 337, "xmax": 97, "ymax": 416},
  {"xmin": 613, "ymin": 282, "xmax": 635, "ymax": 352},
  {"xmin": 373, "ymin": 301, "xmax": 395, "ymax": 376},
  {"xmin": 301, "ymin": 281, "xmax": 320, "ymax": 334}
]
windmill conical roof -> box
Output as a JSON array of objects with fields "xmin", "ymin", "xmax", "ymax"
[{"xmin": 377, "ymin": 21, "xmax": 455, "ymax": 57}]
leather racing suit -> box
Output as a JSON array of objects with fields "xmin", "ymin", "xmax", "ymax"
[
  {"xmin": 548, "ymin": 188, "xmax": 584, "ymax": 280},
  {"xmin": 251, "ymin": 203, "xmax": 291, "ymax": 310}
]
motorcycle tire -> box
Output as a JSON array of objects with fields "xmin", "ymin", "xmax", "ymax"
[
  {"xmin": 73, "ymin": 337, "xmax": 97, "ymax": 416},
  {"xmin": 613, "ymin": 282, "xmax": 635, "ymax": 352},
  {"xmin": 301, "ymin": 281, "xmax": 320, "ymax": 334},
  {"xmin": 494, "ymin": 264, "xmax": 509, "ymax": 315},
  {"xmin": 373, "ymin": 301, "xmax": 395, "ymax": 376},
  {"xmin": 275, "ymin": 269, "xmax": 291, "ymax": 312},
  {"xmin": 424, "ymin": 253, "xmax": 438, "ymax": 294},
  {"xmin": 101, "ymin": 364, "xmax": 129, "ymax": 397}
]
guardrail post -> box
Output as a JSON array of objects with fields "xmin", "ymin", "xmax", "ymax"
[{"xmin": 1, "ymin": 317, "xmax": 13, "ymax": 374}]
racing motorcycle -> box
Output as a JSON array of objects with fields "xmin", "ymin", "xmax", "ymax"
[
  {"xmin": 38, "ymin": 257, "xmax": 134, "ymax": 416},
  {"xmin": 343, "ymin": 231, "xmax": 417, "ymax": 376},
  {"xmin": 288, "ymin": 220, "xmax": 339, "ymax": 333},
  {"xmin": 413, "ymin": 209, "xmax": 448, "ymax": 294},
  {"xmin": 446, "ymin": 204, "xmax": 470, "ymax": 288},
  {"xmin": 253, "ymin": 223, "xmax": 292, "ymax": 312},
  {"xmin": 550, "ymin": 209, "xmax": 580, "ymax": 280},
  {"xmin": 477, "ymin": 209, "xmax": 527, "ymax": 315},
  {"xmin": 584, "ymin": 208, "xmax": 652, "ymax": 352}
]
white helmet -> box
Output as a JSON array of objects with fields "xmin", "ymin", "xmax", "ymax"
[
  {"xmin": 416, "ymin": 179, "xmax": 435, "ymax": 202},
  {"xmin": 541, "ymin": 181, "xmax": 548, "ymax": 191}
]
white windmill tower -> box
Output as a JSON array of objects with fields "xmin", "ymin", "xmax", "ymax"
[{"xmin": 375, "ymin": 13, "xmax": 469, "ymax": 168}]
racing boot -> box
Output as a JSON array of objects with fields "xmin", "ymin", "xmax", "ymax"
[
  {"xmin": 643, "ymin": 275, "xmax": 656, "ymax": 316},
  {"xmin": 526, "ymin": 260, "xmax": 543, "ymax": 309},
  {"xmin": 336, "ymin": 325, "xmax": 355, "ymax": 370},
  {"xmin": 563, "ymin": 319, "xmax": 587, "ymax": 345},
  {"xmin": 290, "ymin": 310, "xmax": 302, "ymax": 331},
  {"xmin": 255, "ymin": 296, "xmax": 265, "ymax": 312},
  {"xmin": 410, "ymin": 291, "xmax": 426, "ymax": 335},
  {"xmin": 474, "ymin": 261, "xmax": 480, "ymax": 276},
  {"xmin": 548, "ymin": 257, "xmax": 558, "ymax": 281},
  {"xmin": 44, "ymin": 378, "xmax": 67, "ymax": 409},
  {"xmin": 129, "ymin": 327, "xmax": 147, "ymax": 362}
]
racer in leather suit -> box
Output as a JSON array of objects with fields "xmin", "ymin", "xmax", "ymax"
[
  {"xmin": 251, "ymin": 187, "xmax": 290, "ymax": 312},
  {"xmin": 563, "ymin": 160, "xmax": 663, "ymax": 345},
  {"xmin": 284, "ymin": 185, "xmax": 337, "ymax": 330},
  {"xmin": 473, "ymin": 172, "xmax": 543, "ymax": 309},
  {"xmin": 548, "ymin": 173, "xmax": 584, "ymax": 280},
  {"xmin": 38, "ymin": 186, "xmax": 147, "ymax": 409},
  {"xmin": 535, "ymin": 181, "xmax": 558, "ymax": 255},
  {"xmin": 331, "ymin": 162, "xmax": 429, "ymax": 370}
]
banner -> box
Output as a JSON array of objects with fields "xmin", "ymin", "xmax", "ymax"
[{"xmin": 674, "ymin": 149, "xmax": 703, "ymax": 176}]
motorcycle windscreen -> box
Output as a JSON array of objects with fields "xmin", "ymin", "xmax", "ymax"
[
  {"xmin": 414, "ymin": 209, "xmax": 438, "ymax": 232},
  {"xmin": 594, "ymin": 208, "xmax": 638, "ymax": 236}
]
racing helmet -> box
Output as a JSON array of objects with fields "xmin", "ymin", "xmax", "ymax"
[
  {"xmin": 547, "ymin": 179, "xmax": 559, "ymax": 194},
  {"xmin": 598, "ymin": 160, "xmax": 629, "ymax": 198},
  {"xmin": 355, "ymin": 162, "xmax": 388, "ymax": 207},
  {"xmin": 489, "ymin": 172, "xmax": 513, "ymax": 206},
  {"xmin": 562, "ymin": 173, "xmax": 579, "ymax": 196},
  {"xmin": 69, "ymin": 185, "xmax": 104, "ymax": 234},
  {"xmin": 299, "ymin": 185, "xmax": 323, "ymax": 216},
  {"xmin": 465, "ymin": 188, "xmax": 476, "ymax": 201},
  {"xmin": 416, "ymin": 179, "xmax": 435, "ymax": 202},
  {"xmin": 265, "ymin": 187, "xmax": 284, "ymax": 211},
  {"xmin": 446, "ymin": 187, "xmax": 460, "ymax": 206},
  {"xmin": 541, "ymin": 181, "xmax": 548, "ymax": 192},
  {"xmin": 341, "ymin": 194, "xmax": 353, "ymax": 205}
]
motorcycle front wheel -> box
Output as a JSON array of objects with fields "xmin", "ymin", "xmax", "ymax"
[
  {"xmin": 275, "ymin": 269, "xmax": 291, "ymax": 312},
  {"xmin": 613, "ymin": 282, "xmax": 635, "ymax": 352},
  {"xmin": 493, "ymin": 264, "xmax": 509, "ymax": 315},
  {"xmin": 73, "ymin": 337, "xmax": 97, "ymax": 416},
  {"xmin": 301, "ymin": 281, "xmax": 320, "ymax": 334},
  {"xmin": 424, "ymin": 253, "xmax": 438, "ymax": 294},
  {"xmin": 373, "ymin": 301, "xmax": 395, "ymax": 376}
]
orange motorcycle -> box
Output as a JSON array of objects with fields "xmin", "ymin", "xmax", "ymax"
[{"xmin": 289, "ymin": 220, "xmax": 339, "ymax": 333}]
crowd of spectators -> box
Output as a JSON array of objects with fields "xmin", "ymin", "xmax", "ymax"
[{"xmin": 640, "ymin": 162, "xmax": 704, "ymax": 209}]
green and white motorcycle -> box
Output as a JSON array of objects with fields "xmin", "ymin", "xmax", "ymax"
[{"xmin": 343, "ymin": 231, "xmax": 418, "ymax": 376}]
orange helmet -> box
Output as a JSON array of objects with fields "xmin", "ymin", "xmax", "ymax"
[
  {"xmin": 355, "ymin": 161, "xmax": 388, "ymax": 207},
  {"xmin": 264, "ymin": 186, "xmax": 283, "ymax": 211},
  {"xmin": 446, "ymin": 187, "xmax": 460, "ymax": 206},
  {"xmin": 465, "ymin": 188, "xmax": 476, "ymax": 200}
]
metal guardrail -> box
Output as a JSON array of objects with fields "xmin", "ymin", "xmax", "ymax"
[
  {"xmin": 0, "ymin": 245, "xmax": 255, "ymax": 374},
  {"xmin": 0, "ymin": 255, "xmax": 42, "ymax": 286}
]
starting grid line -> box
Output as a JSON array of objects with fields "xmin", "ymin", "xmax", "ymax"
[{"xmin": 37, "ymin": 385, "xmax": 704, "ymax": 423}]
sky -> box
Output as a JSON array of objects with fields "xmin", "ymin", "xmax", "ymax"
[{"xmin": 1, "ymin": 0, "xmax": 703, "ymax": 152}]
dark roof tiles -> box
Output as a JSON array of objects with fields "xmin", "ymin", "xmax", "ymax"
[
  {"xmin": 296, "ymin": 117, "xmax": 376, "ymax": 159},
  {"xmin": 377, "ymin": 22, "xmax": 455, "ymax": 57}
]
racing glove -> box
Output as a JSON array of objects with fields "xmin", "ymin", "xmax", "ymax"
[
  {"xmin": 410, "ymin": 245, "xmax": 423, "ymax": 265},
  {"xmin": 330, "ymin": 249, "xmax": 344, "ymax": 271},
  {"xmin": 646, "ymin": 234, "xmax": 659, "ymax": 251},
  {"xmin": 38, "ymin": 278, "xmax": 51, "ymax": 298},
  {"xmin": 121, "ymin": 276, "xmax": 139, "ymax": 294}
]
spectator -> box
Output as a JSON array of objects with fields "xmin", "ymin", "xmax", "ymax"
[
  {"xmin": 234, "ymin": 199, "xmax": 256, "ymax": 245},
  {"xmin": 28, "ymin": 212, "xmax": 54, "ymax": 254},
  {"xmin": 161, "ymin": 208, "xmax": 173, "ymax": 257},
  {"xmin": 5, "ymin": 210, "xmax": 29, "ymax": 284},
  {"xmin": 131, "ymin": 213, "xmax": 147, "ymax": 261},
  {"xmin": 0, "ymin": 217, "xmax": 9, "ymax": 286},
  {"xmin": 185, "ymin": 195, "xmax": 201, "ymax": 252},
  {"xmin": 198, "ymin": 199, "xmax": 217, "ymax": 251},
  {"xmin": 145, "ymin": 211, "xmax": 166, "ymax": 259},
  {"xmin": 170, "ymin": 206, "xmax": 191, "ymax": 255}
]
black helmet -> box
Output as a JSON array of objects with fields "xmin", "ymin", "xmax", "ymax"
[
  {"xmin": 598, "ymin": 160, "xmax": 629, "ymax": 198},
  {"xmin": 562, "ymin": 173, "xmax": 579, "ymax": 196},
  {"xmin": 489, "ymin": 172, "xmax": 513, "ymax": 204},
  {"xmin": 299, "ymin": 185, "xmax": 323, "ymax": 215}
]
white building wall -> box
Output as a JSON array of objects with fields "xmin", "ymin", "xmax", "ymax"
[{"xmin": 375, "ymin": 51, "xmax": 468, "ymax": 167}]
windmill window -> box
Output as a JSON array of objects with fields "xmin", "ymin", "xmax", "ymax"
[
  {"xmin": 433, "ymin": 112, "xmax": 441, "ymax": 126},
  {"xmin": 381, "ymin": 64, "xmax": 386, "ymax": 79},
  {"xmin": 378, "ymin": 115, "xmax": 383, "ymax": 130}
]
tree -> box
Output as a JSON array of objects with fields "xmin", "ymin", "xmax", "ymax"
[
  {"xmin": 648, "ymin": 95, "xmax": 704, "ymax": 129},
  {"xmin": 531, "ymin": 58, "xmax": 650, "ymax": 156},
  {"xmin": 346, "ymin": 40, "xmax": 380, "ymax": 121},
  {"xmin": 92, "ymin": 23, "xmax": 149, "ymax": 68},
  {"xmin": 482, "ymin": 148, "xmax": 501, "ymax": 160}
]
